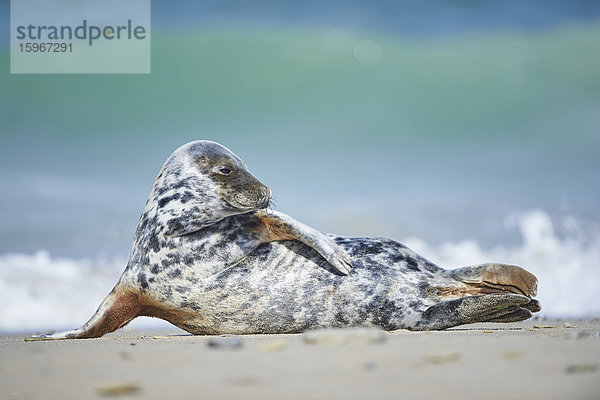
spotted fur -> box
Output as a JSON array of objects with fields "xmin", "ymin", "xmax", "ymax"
[{"xmin": 31, "ymin": 141, "xmax": 540, "ymax": 340}]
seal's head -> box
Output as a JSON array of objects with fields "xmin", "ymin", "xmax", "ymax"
[
  {"xmin": 147, "ymin": 140, "xmax": 271, "ymax": 236},
  {"xmin": 186, "ymin": 141, "xmax": 271, "ymax": 211}
]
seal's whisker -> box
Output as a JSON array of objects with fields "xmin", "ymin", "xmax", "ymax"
[{"xmin": 268, "ymin": 197, "xmax": 278, "ymax": 210}]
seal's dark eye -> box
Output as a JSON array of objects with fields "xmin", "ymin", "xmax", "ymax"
[{"xmin": 212, "ymin": 165, "xmax": 234, "ymax": 176}]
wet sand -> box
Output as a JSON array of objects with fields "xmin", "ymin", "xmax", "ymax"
[{"xmin": 2, "ymin": 319, "xmax": 599, "ymax": 400}]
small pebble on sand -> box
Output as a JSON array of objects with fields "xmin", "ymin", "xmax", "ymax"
[
  {"xmin": 565, "ymin": 364, "xmax": 598, "ymax": 374},
  {"xmin": 422, "ymin": 352, "xmax": 460, "ymax": 365},
  {"xmin": 258, "ymin": 340, "xmax": 287, "ymax": 352},
  {"xmin": 96, "ymin": 382, "xmax": 141, "ymax": 397},
  {"xmin": 207, "ymin": 336, "xmax": 243, "ymax": 349}
]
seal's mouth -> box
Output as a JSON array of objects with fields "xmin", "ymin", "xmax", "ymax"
[{"xmin": 223, "ymin": 187, "xmax": 271, "ymax": 211}]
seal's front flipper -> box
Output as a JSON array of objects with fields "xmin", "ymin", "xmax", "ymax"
[
  {"xmin": 257, "ymin": 210, "xmax": 353, "ymax": 275},
  {"xmin": 414, "ymin": 293, "xmax": 537, "ymax": 330}
]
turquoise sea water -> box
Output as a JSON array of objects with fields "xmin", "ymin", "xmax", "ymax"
[
  {"xmin": 1, "ymin": 18, "xmax": 599, "ymax": 327},
  {"xmin": 2, "ymin": 23, "xmax": 599, "ymax": 253}
]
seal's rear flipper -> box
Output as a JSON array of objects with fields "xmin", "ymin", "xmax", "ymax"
[
  {"xmin": 414, "ymin": 293, "xmax": 539, "ymax": 330},
  {"xmin": 448, "ymin": 263, "xmax": 538, "ymax": 297},
  {"xmin": 25, "ymin": 285, "xmax": 141, "ymax": 341}
]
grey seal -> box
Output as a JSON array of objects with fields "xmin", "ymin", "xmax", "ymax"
[{"xmin": 31, "ymin": 140, "xmax": 540, "ymax": 340}]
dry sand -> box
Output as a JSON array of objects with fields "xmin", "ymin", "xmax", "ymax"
[{"xmin": 2, "ymin": 319, "xmax": 599, "ymax": 400}]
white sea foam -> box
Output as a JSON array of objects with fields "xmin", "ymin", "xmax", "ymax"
[
  {"xmin": 1, "ymin": 210, "xmax": 598, "ymax": 332},
  {"xmin": 0, "ymin": 252, "xmax": 122, "ymax": 332}
]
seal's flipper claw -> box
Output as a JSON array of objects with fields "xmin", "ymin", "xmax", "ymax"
[
  {"xmin": 25, "ymin": 331, "xmax": 56, "ymax": 342},
  {"xmin": 327, "ymin": 256, "xmax": 351, "ymax": 275},
  {"xmin": 486, "ymin": 308, "xmax": 532, "ymax": 323},
  {"xmin": 316, "ymin": 237, "xmax": 353, "ymax": 275},
  {"xmin": 315, "ymin": 232, "xmax": 356, "ymax": 275},
  {"xmin": 25, "ymin": 329, "xmax": 79, "ymax": 341},
  {"xmin": 521, "ymin": 298, "xmax": 541, "ymax": 313}
]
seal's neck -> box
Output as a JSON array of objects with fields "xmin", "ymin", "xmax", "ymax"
[{"xmin": 136, "ymin": 166, "xmax": 233, "ymax": 239}]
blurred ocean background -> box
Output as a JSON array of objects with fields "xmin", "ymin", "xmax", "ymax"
[{"xmin": 1, "ymin": 0, "xmax": 599, "ymax": 332}]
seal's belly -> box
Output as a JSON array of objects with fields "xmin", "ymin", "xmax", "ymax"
[{"xmin": 162, "ymin": 239, "xmax": 442, "ymax": 334}]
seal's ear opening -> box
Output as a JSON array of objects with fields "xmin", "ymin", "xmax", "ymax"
[{"xmin": 197, "ymin": 156, "xmax": 209, "ymax": 166}]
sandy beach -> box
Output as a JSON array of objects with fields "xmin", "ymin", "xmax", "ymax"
[{"xmin": 1, "ymin": 318, "xmax": 598, "ymax": 400}]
